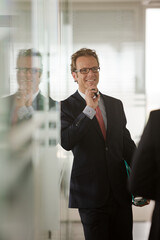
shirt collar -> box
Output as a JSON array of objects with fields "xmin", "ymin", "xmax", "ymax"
[
  {"xmin": 78, "ymin": 89, "xmax": 86, "ymax": 100},
  {"xmin": 78, "ymin": 89, "xmax": 101, "ymax": 102}
]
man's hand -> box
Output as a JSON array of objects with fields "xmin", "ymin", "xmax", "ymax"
[
  {"xmin": 25, "ymin": 92, "xmax": 33, "ymax": 107},
  {"xmin": 16, "ymin": 89, "xmax": 27, "ymax": 108},
  {"xmin": 85, "ymin": 87, "xmax": 100, "ymax": 110},
  {"xmin": 16, "ymin": 88, "xmax": 33, "ymax": 108}
]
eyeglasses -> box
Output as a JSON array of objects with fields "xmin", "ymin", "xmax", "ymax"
[
  {"xmin": 16, "ymin": 68, "xmax": 41, "ymax": 74},
  {"xmin": 74, "ymin": 67, "xmax": 100, "ymax": 74}
]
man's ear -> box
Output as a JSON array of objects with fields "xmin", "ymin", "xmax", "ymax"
[{"xmin": 72, "ymin": 72, "xmax": 78, "ymax": 83}]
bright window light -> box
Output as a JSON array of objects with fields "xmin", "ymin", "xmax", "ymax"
[{"xmin": 146, "ymin": 8, "xmax": 160, "ymax": 111}]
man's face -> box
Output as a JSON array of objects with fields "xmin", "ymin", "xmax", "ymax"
[
  {"xmin": 72, "ymin": 56, "xmax": 99, "ymax": 93},
  {"xmin": 16, "ymin": 56, "xmax": 41, "ymax": 94}
]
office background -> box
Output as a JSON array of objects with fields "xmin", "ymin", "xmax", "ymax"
[{"xmin": 0, "ymin": 0, "xmax": 160, "ymax": 239}]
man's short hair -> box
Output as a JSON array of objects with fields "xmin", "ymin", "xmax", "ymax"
[
  {"xmin": 71, "ymin": 48, "xmax": 100, "ymax": 73},
  {"xmin": 17, "ymin": 48, "xmax": 43, "ymax": 73}
]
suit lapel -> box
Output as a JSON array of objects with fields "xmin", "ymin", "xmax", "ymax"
[{"xmin": 32, "ymin": 92, "xmax": 45, "ymax": 110}]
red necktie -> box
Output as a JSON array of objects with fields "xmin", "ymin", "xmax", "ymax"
[{"xmin": 96, "ymin": 106, "xmax": 106, "ymax": 140}]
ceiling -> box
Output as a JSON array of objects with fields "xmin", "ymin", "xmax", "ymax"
[
  {"xmin": 69, "ymin": 0, "xmax": 160, "ymax": 6},
  {"xmin": 9, "ymin": 0, "xmax": 160, "ymax": 2}
]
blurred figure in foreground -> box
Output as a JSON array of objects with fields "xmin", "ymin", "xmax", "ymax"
[{"xmin": 129, "ymin": 110, "xmax": 160, "ymax": 240}]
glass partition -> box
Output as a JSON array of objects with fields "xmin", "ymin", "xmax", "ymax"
[
  {"xmin": 145, "ymin": 8, "xmax": 160, "ymax": 113},
  {"xmin": 0, "ymin": 0, "xmax": 71, "ymax": 239}
]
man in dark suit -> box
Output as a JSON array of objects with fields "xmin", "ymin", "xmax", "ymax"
[
  {"xmin": 61, "ymin": 48, "xmax": 136, "ymax": 240},
  {"xmin": 129, "ymin": 110, "xmax": 160, "ymax": 240},
  {"xmin": 5, "ymin": 48, "xmax": 55, "ymax": 124}
]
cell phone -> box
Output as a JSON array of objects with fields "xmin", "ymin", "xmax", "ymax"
[{"xmin": 92, "ymin": 89, "xmax": 99, "ymax": 99}]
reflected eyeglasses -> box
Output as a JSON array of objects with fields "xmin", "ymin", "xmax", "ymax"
[{"xmin": 16, "ymin": 67, "xmax": 41, "ymax": 74}]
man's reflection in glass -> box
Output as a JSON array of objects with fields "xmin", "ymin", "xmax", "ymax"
[{"xmin": 10, "ymin": 48, "xmax": 55, "ymax": 124}]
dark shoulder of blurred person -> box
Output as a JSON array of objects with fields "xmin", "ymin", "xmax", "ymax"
[
  {"xmin": 129, "ymin": 109, "xmax": 160, "ymax": 201},
  {"xmin": 129, "ymin": 109, "xmax": 160, "ymax": 240}
]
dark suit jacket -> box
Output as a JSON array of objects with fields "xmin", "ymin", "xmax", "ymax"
[
  {"xmin": 61, "ymin": 91, "xmax": 136, "ymax": 208},
  {"xmin": 129, "ymin": 110, "xmax": 160, "ymax": 240}
]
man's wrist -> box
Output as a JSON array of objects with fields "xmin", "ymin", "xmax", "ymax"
[
  {"xmin": 17, "ymin": 105, "xmax": 34, "ymax": 120},
  {"xmin": 83, "ymin": 106, "xmax": 96, "ymax": 119}
]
